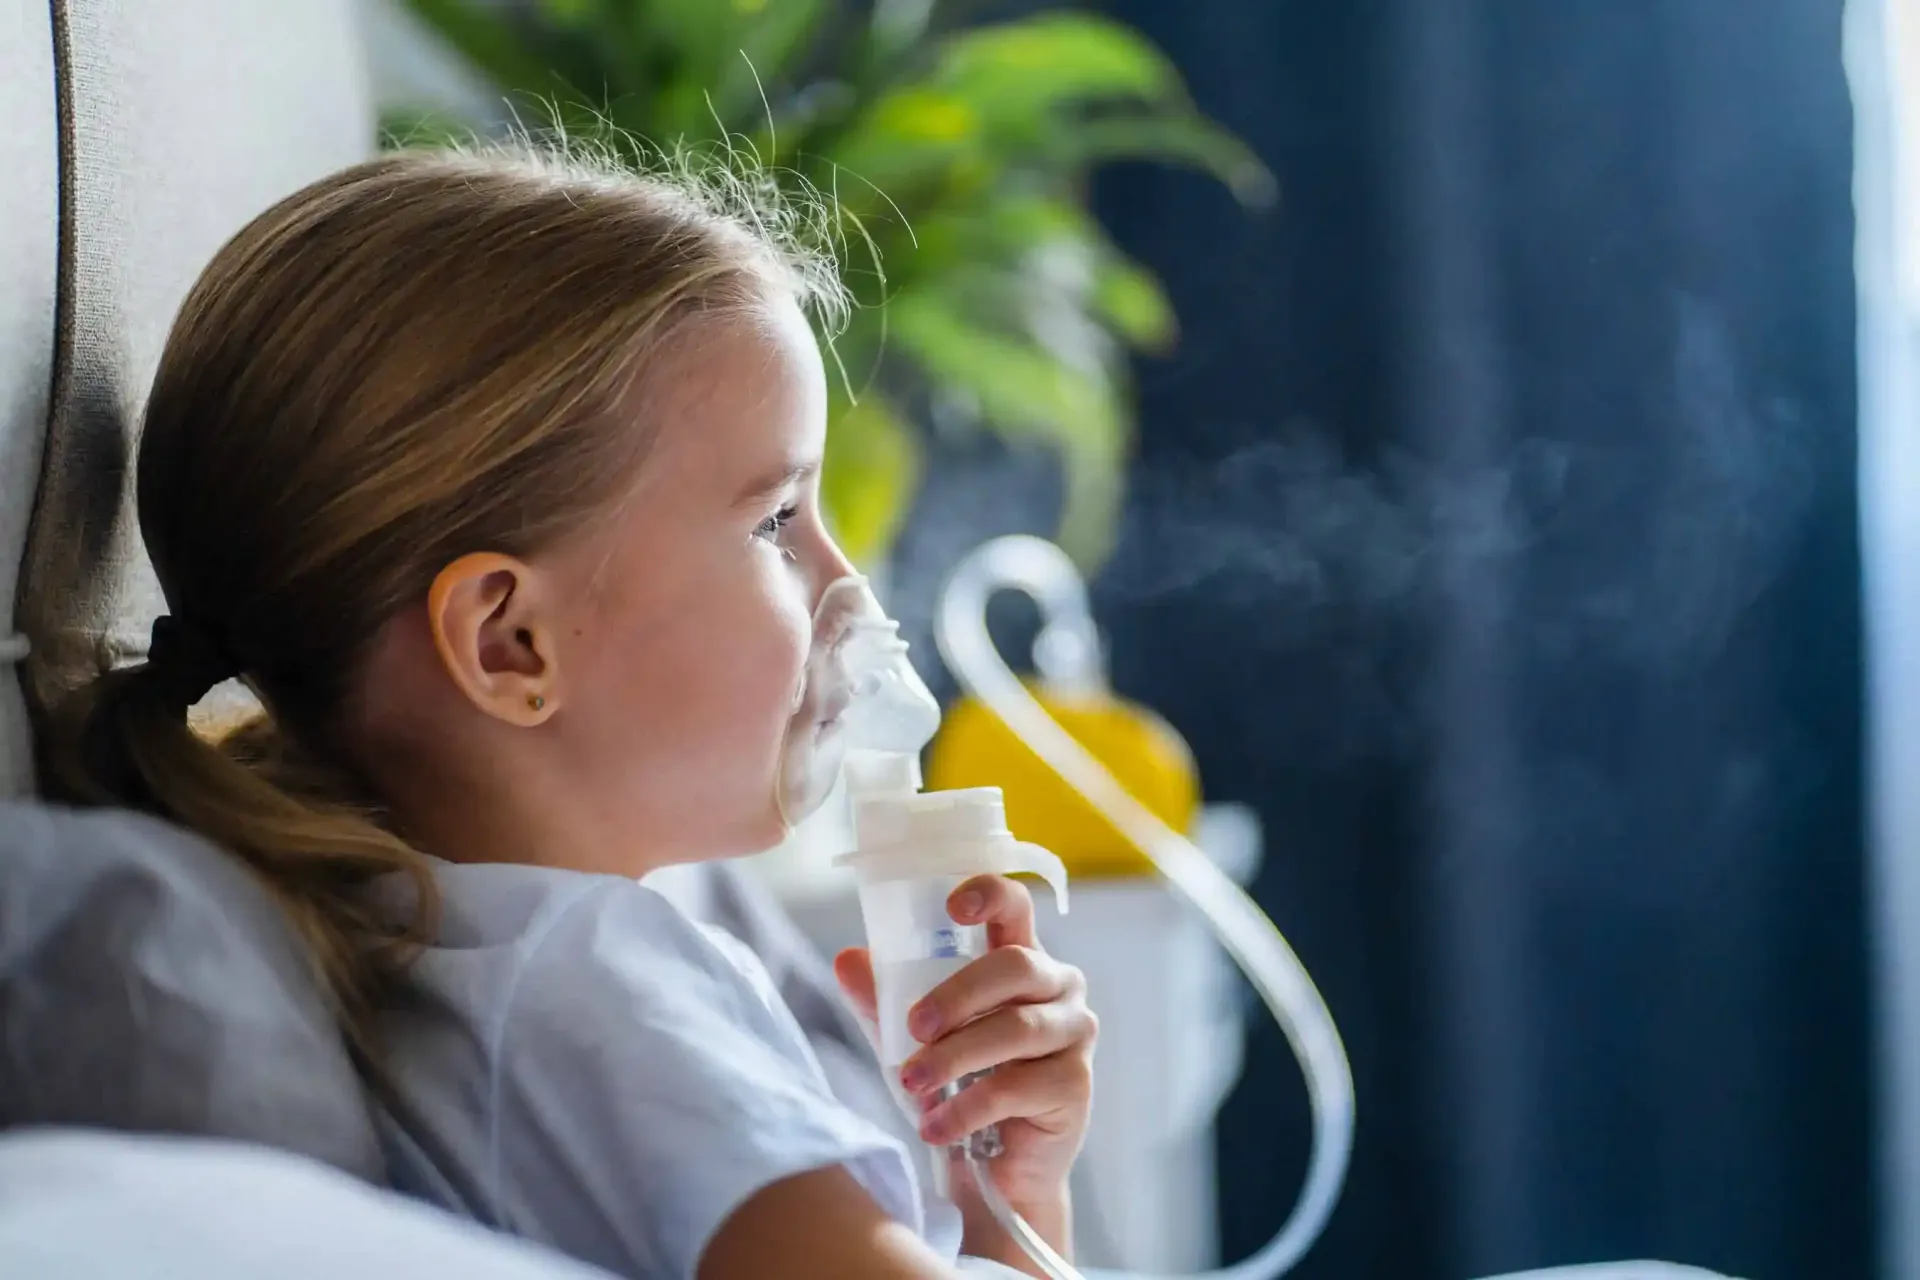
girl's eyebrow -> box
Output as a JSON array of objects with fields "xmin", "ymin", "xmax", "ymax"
[{"xmin": 733, "ymin": 460, "xmax": 818, "ymax": 508}]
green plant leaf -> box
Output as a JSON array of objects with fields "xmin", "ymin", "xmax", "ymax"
[
  {"xmin": 932, "ymin": 13, "xmax": 1186, "ymax": 119},
  {"xmin": 827, "ymin": 100, "xmax": 1273, "ymax": 231},
  {"xmin": 821, "ymin": 390, "xmax": 921, "ymax": 567},
  {"xmin": 828, "ymin": 87, "xmax": 984, "ymax": 195},
  {"xmin": 827, "ymin": 13, "xmax": 1209, "ymax": 197},
  {"xmin": 887, "ymin": 291, "xmax": 1128, "ymax": 566},
  {"xmin": 1054, "ymin": 427, "xmax": 1128, "ymax": 570},
  {"xmin": 642, "ymin": 0, "xmax": 744, "ymax": 74},
  {"xmin": 709, "ymin": 0, "xmax": 835, "ymax": 137},
  {"xmin": 1094, "ymin": 256, "xmax": 1176, "ymax": 350},
  {"xmin": 1051, "ymin": 112, "xmax": 1277, "ymax": 205},
  {"xmin": 903, "ymin": 194, "xmax": 1175, "ymax": 351},
  {"xmin": 618, "ymin": 0, "xmax": 836, "ymax": 141},
  {"xmin": 534, "ymin": 0, "xmax": 597, "ymax": 26},
  {"xmin": 889, "ymin": 294, "xmax": 1115, "ymax": 440}
]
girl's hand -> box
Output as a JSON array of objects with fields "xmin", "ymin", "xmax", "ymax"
[{"xmin": 834, "ymin": 874, "xmax": 1097, "ymax": 1218}]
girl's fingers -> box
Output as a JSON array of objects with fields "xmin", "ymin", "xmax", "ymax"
[
  {"xmin": 917, "ymin": 1053, "xmax": 1094, "ymax": 1147},
  {"xmin": 831, "ymin": 947, "xmax": 879, "ymax": 1026},
  {"xmin": 900, "ymin": 996, "xmax": 1097, "ymax": 1096},
  {"xmin": 905, "ymin": 945, "xmax": 1080, "ymax": 1045},
  {"xmin": 949, "ymin": 874, "xmax": 1037, "ymax": 950}
]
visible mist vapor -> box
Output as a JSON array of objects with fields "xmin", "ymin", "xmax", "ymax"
[
  {"xmin": 888, "ymin": 293, "xmax": 1822, "ymax": 710},
  {"xmin": 1101, "ymin": 427, "xmax": 1574, "ymax": 635},
  {"xmin": 1094, "ymin": 295, "xmax": 1822, "ymax": 677},
  {"xmin": 1624, "ymin": 294, "xmax": 1822, "ymax": 667}
]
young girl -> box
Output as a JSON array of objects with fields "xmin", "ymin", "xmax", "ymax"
[{"xmin": 60, "ymin": 147, "xmax": 1097, "ymax": 1280}]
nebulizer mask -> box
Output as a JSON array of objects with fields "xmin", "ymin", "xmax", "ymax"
[{"xmin": 775, "ymin": 554, "xmax": 1351, "ymax": 1280}]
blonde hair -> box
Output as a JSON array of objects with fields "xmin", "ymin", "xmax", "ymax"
[{"xmin": 52, "ymin": 145, "xmax": 844, "ymax": 1046}]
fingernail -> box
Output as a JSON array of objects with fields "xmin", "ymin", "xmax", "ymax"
[
  {"xmin": 910, "ymin": 1004, "xmax": 942, "ymax": 1040},
  {"xmin": 900, "ymin": 1062, "xmax": 930, "ymax": 1092},
  {"xmin": 952, "ymin": 890, "xmax": 984, "ymax": 921},
  {"xmin": 919, "ymin": 1106, "xmax": 952, "ymax": 1145}
]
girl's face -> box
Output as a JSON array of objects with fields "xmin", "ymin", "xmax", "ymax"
[{"xmin": 527, "ymin": 295, "xmax": 856, "ymax": 867}]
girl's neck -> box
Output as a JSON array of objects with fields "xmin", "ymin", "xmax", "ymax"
[{"xmin": 373, "ymin": 744, "xmax": 665, "ymax": 881}]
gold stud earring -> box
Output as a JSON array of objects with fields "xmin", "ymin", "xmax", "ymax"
[{"xmin": 528, "ymin": 694, "xmax": 545, "ymax": 712}]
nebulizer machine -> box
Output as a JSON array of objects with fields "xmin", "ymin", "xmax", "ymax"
[{"xmin": 782, "ymin": 537, "xmax": 1729, "ymax": 1280}]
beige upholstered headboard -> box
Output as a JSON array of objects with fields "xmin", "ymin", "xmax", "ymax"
[{"xmin": 3, "ymin": 0, "xmax": 376, "ymax": 796}]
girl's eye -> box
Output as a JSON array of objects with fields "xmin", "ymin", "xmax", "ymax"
[{"xmin": 754, "ymin": 505, "xmax": 799, "ymax": 543}]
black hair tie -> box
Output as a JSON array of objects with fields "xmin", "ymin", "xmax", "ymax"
[{"xmin": 147, "ymin": 614, "xmax": 238, "ymax": 717}]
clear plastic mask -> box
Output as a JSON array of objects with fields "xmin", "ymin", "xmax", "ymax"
[{"xmin": 775, "ymin": 576, "xmax": 942, "ymax": 829}]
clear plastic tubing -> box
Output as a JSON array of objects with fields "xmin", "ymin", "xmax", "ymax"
[{"xmin": 936, "ymin": 535, "xmax": 1357, "ymax": 1280}]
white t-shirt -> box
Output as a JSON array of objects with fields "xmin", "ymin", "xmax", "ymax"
[{"xmin": 371, "ymin": 860, "xmax": 959, "ymax": 1280}]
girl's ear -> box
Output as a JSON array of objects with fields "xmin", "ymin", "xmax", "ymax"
[{"xmin": 426, "ymin": 553, "xmax": 560, "ymax": 727}]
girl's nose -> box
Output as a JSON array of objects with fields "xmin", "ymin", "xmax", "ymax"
[{"xmin": 806, "ymin": 527, "xmax": 861, "ymax": 604}]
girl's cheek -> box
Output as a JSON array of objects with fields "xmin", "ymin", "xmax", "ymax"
[
  {"xmin": 753, "ymin": 587, "xmax": 813, "ymax": 721},
  {"xmin": 779, "ymin": 573, "xmax": 819, "ymax": 666}
]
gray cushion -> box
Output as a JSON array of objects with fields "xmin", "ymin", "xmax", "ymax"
[
  {"xmin": 0, "ymin": 800, "xmax": 383, "ymax": 1180},
  {"xmin": 18, "ymin": 0, "xmax": 374, "ymax": 746},
  {"xmin": 0, "ymin": 0, "xmax": 60, "ymax": 796}
]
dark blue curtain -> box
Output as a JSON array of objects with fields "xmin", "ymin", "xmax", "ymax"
[{"xmin": 1080, "ymin": 2, "xmax": 1872, "ymax": 1278}]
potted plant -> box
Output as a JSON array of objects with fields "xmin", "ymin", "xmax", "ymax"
[{"xmin": 387, "ymin": 0, "xmax": 1270, "ymax": 570}]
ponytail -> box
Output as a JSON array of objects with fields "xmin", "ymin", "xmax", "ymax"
[{"xmin": 54, "ymin": 623, "xmax": 435, "ymax": 1052}]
